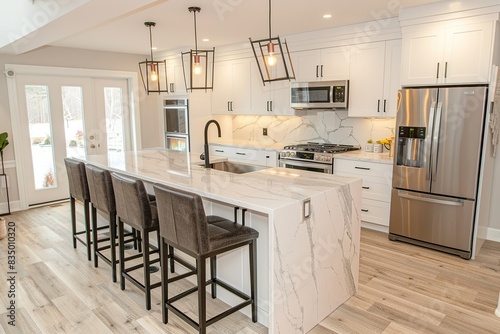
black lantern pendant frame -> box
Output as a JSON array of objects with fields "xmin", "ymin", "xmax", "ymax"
[
  {"xmin": 249, "ymin": 0, "xmax": 295, "ymax": 85},
  {"xmin": 181, "ymin": 6, "xmax": 215, "ymax": 92},
  {"xmin": 139, "ymin": 21, "xmax": 168, "ymax": 95}
]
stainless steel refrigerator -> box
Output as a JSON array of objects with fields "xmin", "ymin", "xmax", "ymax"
[{"xmin": 389, "ymin": 86, "xmax": 488, "ymax": 259}]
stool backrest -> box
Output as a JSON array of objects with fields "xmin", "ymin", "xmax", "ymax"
[
  {"xmin": 64, "ymin": 158, "xmax": 89, "ymax": 201},
  {"xmin": 111, "ymin": 172, "xmax": 153, "ymax": 229},
  {"xmin": 85, "ymin": 164, "xmax": 115, "ymax": 214},
  {"xmin": 153, "ymin": 184, "xmax": 209, "ymax": 255}
]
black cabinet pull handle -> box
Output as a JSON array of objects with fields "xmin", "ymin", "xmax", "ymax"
[
  {"xmin": 316, "ymin": 65, "xmax": 319, "ymax": 78},
  {"xmin": 215, "ymin": 149, "xmax": 224, "ymax": 153},
  {"xmin": 436, "ymin": 62, "xmax": 440, "ymax": 79},
  {"xmin": 377, "ymin": 99, "xmax": 380, "ymax": 112},
  {"xmin": 266, "ymin": 101, "xmax": 269, "ymax": 111},
  {"xmin": 362, "ymin": 186, "xmax": 370, "ymax": 189},
  {"xmin": 236, "ymin": 152, "xmax": 246, "ymax": 155},
  {"xmin": 383, "ymin": 99, "xmax": 386, "ymax": 113},
  {"xmin": 355, "ymin": 166, "xmax": 371, "ymax": 170},
  {"xmin": 227, "ymin": 101, "xmax": 231, "ymax": 111},
  {"xmin": 445, "ymin": 62, "xmax": 448, "ymax": 78},
  {"xmin": 270, "ymin": 101, "xmax": 273, "ymax": 111},
  {"xmin": 361, "ymin": 209, "xmax": 369, "ymax": 212},
  {"xmin": 321, "ymin": 65, "xmax": 324, "ymax": 77}
]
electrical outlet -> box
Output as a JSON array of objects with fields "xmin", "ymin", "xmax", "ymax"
[{"xmin": 263, "ymin": 128, "xmax": 268, "ymax": 136}]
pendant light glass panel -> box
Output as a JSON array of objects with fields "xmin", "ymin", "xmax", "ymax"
[
  {"xmin": 182, "ymin": 7, "xmax": 215, "ymax": 92},
  {"xmin": 138, "ymin": 21, "xmax": 168, "ymax": 94}
]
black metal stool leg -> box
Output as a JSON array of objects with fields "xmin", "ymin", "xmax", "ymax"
[
  {"xmin": 169, "ymin": 246, "xmax": 175, "ymax": 273},
  {"xmin": 70, "ymin": 197, "xmax": 77, "ymax": 248},
  {"xmin": 197, "ymin": 257, "xmax": 207, "ymax": 334},
  {"xmin": 160, "ymin": 239, "xmax": 169, "ymax": 324},
  {"xmin": 210, "ymin": 256, "xmax": 217, "ymax": 298},
  {"xmin": 143, "ymin": 230, "xmax": 151, "ymax": 310},
  {"xmin": 84, "ymin": 199, "xmax": 91, "ymax": 261},
  {"xmin": 91, "ymin": 205, "xmax": 99, "ymax": 268},
  {"xmin": 110, "ymin": 212, "xmax": 117, "ymax": 283},
  {"xmin": 118, "ymin": 219, "xmax": 126, "ymax": 291},
  {"xmin": 250, "ymin": 240, "xmax": 258, "ymax": 323}
]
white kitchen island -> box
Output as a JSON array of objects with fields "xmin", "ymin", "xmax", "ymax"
[{"xmin": 84, "ymin": 149, "xmax": 362, "ymax": 333}]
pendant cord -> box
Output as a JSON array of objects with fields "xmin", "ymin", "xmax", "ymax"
[
  {"xmin": 268, "ymin": 0, "xmax": 272, "ymax": 39},
  {"xmin": 149, "ymin": 25, "xmax": 154, "ymax": 61},
  {"xmin": 193, "ymin": 11, "xmax": 198, "ymax": 54}
]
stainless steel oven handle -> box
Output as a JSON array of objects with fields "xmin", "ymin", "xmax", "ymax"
[
  {"xmin": 279, "ymin": 159, "xmax": 332, "ymax": 172},
  {"xmin": 398, "ymin": 190, "xmax": 464, "ymax": 207}
]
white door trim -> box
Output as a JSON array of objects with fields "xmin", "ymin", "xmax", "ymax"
[{"xmin": 4, "ymin": 64, "xmax": 142, "ymax": 210}]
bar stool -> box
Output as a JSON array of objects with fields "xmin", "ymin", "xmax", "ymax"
[
  {"xmin": 64, "ymin": 158, "xmax": 92, "ymax": 261},
  {"xmin": 111, "ymin": 172, "xmax": 163, "ymax": 310},
  {"xmin": 85, "ymin": 164, "xmax": 138, "ymax": 282},
  {"xmin": 153, "ymin": 183, "xmax": 259, "ymax": 334}
]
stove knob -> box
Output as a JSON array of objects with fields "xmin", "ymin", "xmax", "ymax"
[{"xmin": 291, "ymin": 152, "xmax": 296, "ymax": 157}]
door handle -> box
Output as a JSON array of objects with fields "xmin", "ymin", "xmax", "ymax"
[
  {"xmin": 383, "ymin": 99, "xmax": 387, "ymax": 113},
  {"xmin": 90, "ymin": 144, "xmax": 96, "ymax": 149},
  {"xmin": 269, "ymin": 101, "xmax": 273, "ymax": 112},
  {"xmin": 426, "ymin": 102, "xmax": 436, "ymax": 181},
  {"xmin": 361, "ymin": 209, "xmax": 369, "ymax": 212},
  {"xmin": 362, "ymin": 186, "xmax": 370, "ymax": 189},
  {"xmin": 436, "ymin": 62, "xmax": 440, "ymax": 79},
  {"xmin": 355, "ymin": 166, "xmax": 370, "ymax": 170},
  {"xmin": 398, "ymin": 190, "xmax": 464, "ymax": 207},
  {"xmin": 227, "ymin": 101, "xmax": 231, "ymax": 112},
  {"xmin": 170, "ymin": 83, "xmax": 175, "ymax": 92},
  {"xmin": 377, "ymin": 99, "xmax": 380, "ymax": 112},
  {"xmin": 444, "ymin": 62, "xmax": 448, "ymax": 79},
  {"xmin": 431, "ymin": 102, "xmax": 443, "ymax": 181},
  {"xmin": 215, "ymin": 149, "xmax": 224, "ymax": 153},
  {"xmin": 320, "ymin": 65, "xmax": 324, "ymax": 77},
  {"xmin": 316, "ymin": 65, "xmax": 319, "ymax": 78},
  {"xmin": 236, "ymin": 152, "xmax": 246, "ymax": 155}
]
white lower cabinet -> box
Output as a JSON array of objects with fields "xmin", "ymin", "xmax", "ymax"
[
  {"xmin": 334, "ymin": 158, "xmax": 393, "ymax": 228},
  {"xmin": 209, "ymin": 144, "xmax": 277, "ymax": 167}
]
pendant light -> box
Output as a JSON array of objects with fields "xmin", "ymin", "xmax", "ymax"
[
  {"xmin": 138, "ymin": 22, "xmax": 168, "ymax": 94},
  {"xmin": 181, "ymin": 6, "xmax": 215, "ymax": 92},
  {"xmin": 249, "ymin": 0, "xmax": 296, "ymax": 85}
]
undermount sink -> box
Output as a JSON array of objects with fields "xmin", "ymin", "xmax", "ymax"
[{"xmin": 200, "ymin": 161, "xmax": 268, "ymax": 174}]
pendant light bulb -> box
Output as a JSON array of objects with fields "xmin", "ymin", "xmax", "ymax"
[
  {"xmin": 150, "ymin": 63, "xmax": 158, "ymax": 81},
  {"xmin": 193, "ymin": 54, "xmax": 202, "ymax": 75},
  {"xmin": 266, "ymin": 42, "xmax": 276, "ymax": 66}
]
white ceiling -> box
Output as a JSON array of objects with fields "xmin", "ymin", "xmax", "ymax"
[{"xmin": 0, "ymin": 0, "xmax": 450, "ymax": 56}]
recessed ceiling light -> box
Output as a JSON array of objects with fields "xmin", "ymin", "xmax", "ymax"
[
  {"xmin": 202, "ymin": 38, "xmax": 209, "ymax": 42},
  {"xmin": 323, "ymin": 14, "xmax": 332, "ymax": 19}
]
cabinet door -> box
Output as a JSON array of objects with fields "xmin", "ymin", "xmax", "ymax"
[
  {"xmin": 443, "ymin": 22, "xmax": 493, "ymax": 84},
  {"xmin": 348, "ymin": 41, "xmax": 386, "ymax": 117},
  {"xmin": 382, "ymin": 40, "xmax": 401, "ymax": 117},
  {"xmin": 400, "ymin": 28, "xmax": 445, "ymax": 86},
  {"xmin": 212, "ymin": 61, "xmax": 233, "ymax": 114},
  {"xmin": 230, "ymin": 59, "xmax": 252, "ymax": 114},
  {"xmin": 320, "ymin": 46, "xmax": 351, "ymax": 80},
  {"xmin": 292, "ymin": 50, "xmax": 322, "ymax": 81},
  {"xmin": 166, "ymin": 57, "xmax": 187, "ymax": 95},
  {"xmin": 250, "ymin": 61, "xmax": 273, "ymax": 115}
]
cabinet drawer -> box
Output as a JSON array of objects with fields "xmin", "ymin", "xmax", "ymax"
[
  {"xmin": 336, "ymin": 171, "xmax": 391, "ymax": 202},
  {"xmin": 335, "ymin": 159, "xmax": 392, "ymax": 178},
  {"xmin": 360, "ymin": 198, "xmax": 390, "ymax": 226}
]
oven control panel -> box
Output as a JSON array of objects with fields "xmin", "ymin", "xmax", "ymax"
[{"xmin": 279, "ymin": 151, "xmax": 333, "ymax": 164}]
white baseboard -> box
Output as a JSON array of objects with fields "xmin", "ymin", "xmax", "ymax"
[
  {"xmin": 0, "ymin": 200, "xmax": 21, "ymax": 215},
  {"xmin": 361, "ymin": 221, "xmax": 389, "ymax": 233},
  {"xmin": 486, "ymin": 227, "xmax": 500, "ymax": 242}
]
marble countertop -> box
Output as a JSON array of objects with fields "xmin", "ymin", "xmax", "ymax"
[
  {"xmin": 85, "ymin": 149, "xmax": 360, "ymax": 214},
  {"xmin": 334, "ymin": 151, "xmax": 394, "ymax": 164}
]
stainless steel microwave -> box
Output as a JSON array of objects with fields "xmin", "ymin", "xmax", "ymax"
[{"xmin": 290, "ymin": 80, "xmax": 349, "ymax": 109}]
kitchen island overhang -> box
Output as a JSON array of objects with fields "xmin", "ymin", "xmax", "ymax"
[{"xmin": 83, "ymin": 149, "xmax": 362, "ymax": 333}]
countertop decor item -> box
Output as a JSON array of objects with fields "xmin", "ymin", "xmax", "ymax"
[
  {"xmin": 181, "ymin": 6, "xmax": 215, "ymax": 92},
  {"xmin": 138, "ymin": 22, "xmax": 168, "ymax": 95},
  {"xmin": 249, "ymin": 0, "xmax": 296, "ymax": 85},
  {"xmin": 365, "ymin": 139, "xmax": 374, "ymax": 152}
]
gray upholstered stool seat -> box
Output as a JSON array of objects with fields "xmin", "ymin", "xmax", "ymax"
[
  {"xmin": 111, "ymin": 172, "xmax": 161, "ymax": 310},
  {"xmin": 64, "ymin": 158, "xmax": 93, "ymax": 261},
  {"xmin": 153, "ymin": 183, "xmax": 259, "ymax": 334},
  {"xmin": 85, "ymin": 164, "xmax": 138, "ymax": 282}
]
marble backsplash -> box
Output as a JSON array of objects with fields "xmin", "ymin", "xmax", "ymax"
[{"xmin": 231, "ymin": 110, "xmax": 396, "ymax": 147}]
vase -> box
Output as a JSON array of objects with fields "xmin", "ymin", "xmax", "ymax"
[
  {"xmin": 373, "ymin": 144, "xmax": 383, "ymax": 153},
  {"xmin": 365, "ymin": 143, "xmax": 374, "ymax": 152}
]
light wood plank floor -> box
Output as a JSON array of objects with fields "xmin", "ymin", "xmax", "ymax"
[{"xmin": 1, "ymin": 202, "xmax": 500, "ymax": 333}]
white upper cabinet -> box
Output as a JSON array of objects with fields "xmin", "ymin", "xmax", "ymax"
[
  {"xmin": 212, "ymin": 58, "xmax": 252, "ymax": 114},
  {"xmin": 401, "ymin": 20, "xmax": 494, "ymax": 86},
  {"xmin": 250, "ymin": 61, "xmax": 293, "ymax": 115},
  {"xmin": 348, "ymin": 40, "xmax": 401, "ymax": 118},
  {"xmin": 292, "ymin": 46, "xmax": 350, "ymax": 82},
  {"xmin": 166, "ymin": 56, "xmax": 187, "ymax": 95}
]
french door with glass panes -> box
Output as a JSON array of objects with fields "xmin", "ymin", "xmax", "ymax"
[{"xmin": 16, "ymin": 75, "xmax": 130, "ymax": 206}]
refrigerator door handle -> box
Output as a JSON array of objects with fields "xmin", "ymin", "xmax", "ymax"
[
  {"xmin": 398, "ymin": 191, "xmax": 464, "ymax": 207},
  {"xmin": 426, "ymin": 102, "xmax": 437, "ymax": 181},
  {"xmin": 431, "ymin": 102, "xmax": 443, "ymax": 182}
]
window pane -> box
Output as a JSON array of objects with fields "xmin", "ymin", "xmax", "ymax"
[
  {"xmin": 25, "ymin": 85, "xmax": 57, "ymax": 189},
  {"xmin": 62, "ymin": 86, "xmax": 86, "ymax": 159},
  {"xmin": 104, "ymin": 87, "xmax": 125, "ymax": 165}
]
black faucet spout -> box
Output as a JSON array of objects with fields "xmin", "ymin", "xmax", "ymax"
[{"xmin": 204, "ymin": 120, "xmax": 222, "ymax": 168}]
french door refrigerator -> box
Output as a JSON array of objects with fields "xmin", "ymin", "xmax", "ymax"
[{"xmin": 389, "ymin": 86, "xmax": 488, "ymax": 259}]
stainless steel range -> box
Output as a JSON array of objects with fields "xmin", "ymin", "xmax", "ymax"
[{"xmin": 278, "ymin": 143, "xmax": 360, "ymax": 173}]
